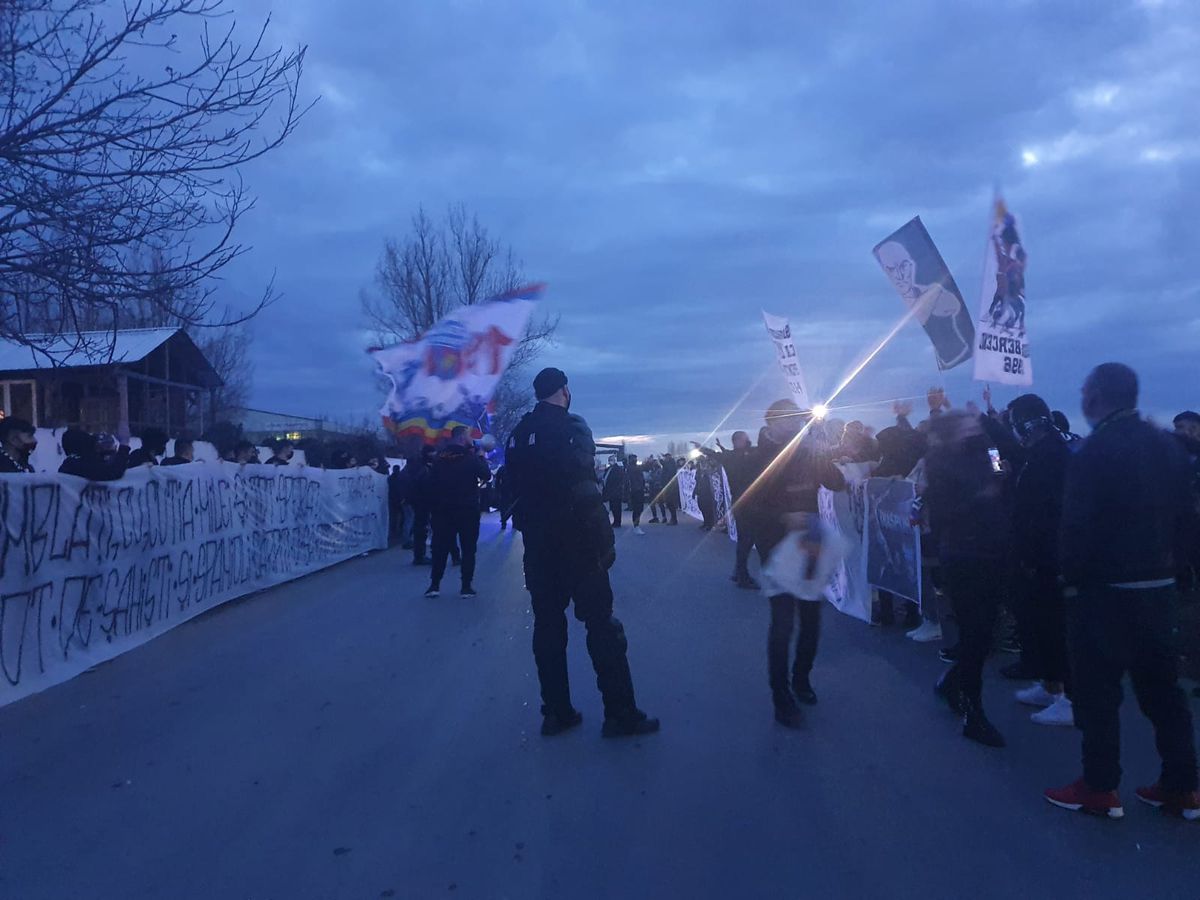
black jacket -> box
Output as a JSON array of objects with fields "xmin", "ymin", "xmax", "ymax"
[
  {"xmin": 505, "ymin": 402, "xmax": 615, "ymax": 564},
  {"xmin": 749, "ymin": 431, "xmax": 845, "ymax": 523},
  {"xmin": 161, "ymin": 455, "xmax": 192, "ymax": 467},
  {"xmin": 1059, "ymin": 411, "xmax": 1194, "ymax": 587},
  {"xmin": 60, "ymin": 447, "xmax": 131, "ymax": 481},
  {"xmin": 1011, "ymin": 429, "xmax": 1070, "ymax": 573},
  {"xmin": 626, "ymin": 464, "xmax": 646, "ymax": 500},
  {"xmin": 429, "ymin": 444, "xmax": 491, "ymax": 511},
  {"xmin": 387, "ymin": 469, "xmax": 406, "ymax": 507},
  {"xmin": 602, "ymin": 465, "xmax": 625, "ymax": 503},
  {"xmin": 701, "ymin": 446, "xmax": 761, "ymax": 501},
  {"xmin": 874, "ymin": 423, "xmax": 926, "ymax": 479},
  {"xmin": 126, "ymin": 448, "xmax": 159, "ymax": 468},
  {"xmin": 0, "ymin": 449, "xmax": 34, "ymax": 473},
  {"xmin": 923, "ymin": 435, "xmax": 1011, "ymax": 564}
]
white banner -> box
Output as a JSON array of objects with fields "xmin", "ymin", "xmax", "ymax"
[
  {"xmin": 676, "ymin": 467, "xmax": 702, "ymax": 520},
  {"xmin": 0, "ymin": 464, "xmax": 388, "ymax": 707},
  {"xmin": 817, "ymin": 462, "xmax": 874, "ymax": 623},
  {"xmin": 973, "ymin": 197, "xmax": 1032, "ymax": 385},
  {"xmin": 762, "ymin": 311, "xmax": 811, "ymax": 409},
  {"xmin": 677, "ymin": 467, "xmax": 737, "ymax": 543}
]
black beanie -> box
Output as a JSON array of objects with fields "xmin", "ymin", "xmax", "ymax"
[
  {"xmin": 1008, "ymin": 393, "xmax": 1051, "ymax": 429},
  {"xmin": 534, "ymin": 367, "xmax": 568, "ymax": 400}
]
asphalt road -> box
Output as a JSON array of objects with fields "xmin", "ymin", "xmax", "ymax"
[{"xmin": 2, "ymin": 515, "xmax": 1197, "ymax": 900}]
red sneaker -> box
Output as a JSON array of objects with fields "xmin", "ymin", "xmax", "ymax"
[
  {"xmin": 1135, "ymin": 783, "xmax": 1200, "ymax": 821},
  {"xmin": 1044, "ymin": 779, "xmax": 1125, "ymax": 819}
]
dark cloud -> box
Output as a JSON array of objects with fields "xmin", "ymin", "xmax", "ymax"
[{"xmin": 221, "ymin": 0, "xmax": 1200, "ymax": 443}]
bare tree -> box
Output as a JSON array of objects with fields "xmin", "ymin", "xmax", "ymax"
[
  {"xmin": 0, "ymin": 0, "xmax": 309, "ymax": 358},
  {"xmin": 362, "ymin": 204, "xmax": 558, "ymax": 437}
]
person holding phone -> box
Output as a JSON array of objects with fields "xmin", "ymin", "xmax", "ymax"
[{"xmin": 923, "ymin": 410, "xmax": 1011, "ymax": 748}]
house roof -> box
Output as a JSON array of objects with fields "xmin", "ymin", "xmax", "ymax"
[{"xmin": 0, "ymin": 328, "xmax": 222, "ymax": 387}]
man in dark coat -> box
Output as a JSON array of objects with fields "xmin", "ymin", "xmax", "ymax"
[
  {"xmin": 1045, "ymin": 364, "xmax": 1199, "ymax": 820},
  {"xmin": 424, "ymin": 427, "xmax": 491, "ymax": 598},
  {"xmin": 60, "ymin": 428, "xmax": 130, "ymax": 479},
  {"xmin": 603, "ymin": 459, "xmax": 626, "ymax": 527},
  {"xmin": 506, "ymin": 367, "xmax": 659, "ymax": 739},
  {"xmin": 127, "ymin": 427, "xmax": 167, "ymax": 468},
  {"xmin": 701, "ymin": 431, "xmax": 764, "ymax": 588},
  {"xmin": 0, "ymin": 417, "xmax": 37, "ymax": 473},
  {"xmin": 161, "ymin": 439, "xmax": 195, "ymax": 466},
  {"xmin": 655, "ymin": 454, "xmax": 680, "ymax": 525},
  {"xmin": 626, "ymin": 454, "xmax": 647, "ymax": 534}
]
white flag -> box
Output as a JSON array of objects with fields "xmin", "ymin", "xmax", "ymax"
[
  {"xmin": 762, "ymin": 311, "xmax": 811, "ymax": 409},
  {"xmin": 973, "ymin": 198, "xmax": 1032, "ymax": 385}
]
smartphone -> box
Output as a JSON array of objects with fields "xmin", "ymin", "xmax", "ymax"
[{"xmin": 988, "ymin": 447, "xmax": 1003, "ymax": 474}]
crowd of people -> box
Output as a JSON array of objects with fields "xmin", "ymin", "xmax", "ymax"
[
  {"xmin": 640, "ymin": 364, "xmax": 1198, "ymax": 821},
  {"xmin": 418, "ymin": 361, "xmax": 1199, "ymax": 820},
  {"xmin": 0, "ymin": 421, "xmax": 395, "ymax": 477},
  {"xmin": 6, "ymin": 359, "xmax": 1198, "ymax": 820}
]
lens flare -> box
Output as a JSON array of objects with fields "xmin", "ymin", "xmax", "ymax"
[{"xmin": 811, "ymin": 403, "xmax": 830, "ymax": 420}]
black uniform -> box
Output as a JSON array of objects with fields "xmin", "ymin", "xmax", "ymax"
[
  {"xmin": 428, "ymin": 443, "xmax": 490, "ymax": 591},
  {"xmin": 507, "ymin": 402, "xmax": 644, "ymax": 725}
]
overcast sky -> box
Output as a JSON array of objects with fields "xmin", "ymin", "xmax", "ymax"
[{"xmin": 221, "ymin": 0, "xmax": 1199, "ymax": 449}]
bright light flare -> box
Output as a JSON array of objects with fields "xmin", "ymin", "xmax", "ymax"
[
  {"xmin": 688, "ymin": 448, "xmax": 702, "ymax": 460},
  {"xmin": 811, "ymin": 403, "xmax": 829, "ymax": 420}
]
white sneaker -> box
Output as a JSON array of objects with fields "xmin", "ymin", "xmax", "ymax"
[
  {"xmin": 907, "ymin": 621, "xmax": 943, "ymax": 643},
  {"xmin": 634, "ymin": 526, "xmax": 646, "ymax": 535},
  {"xmin": 1015, "ymin": 683, "xmax": 1059, "ymax": 708},
  {"xmin": 1031, "ymin": 695, "xmax": 1074, "ymax": 726}
]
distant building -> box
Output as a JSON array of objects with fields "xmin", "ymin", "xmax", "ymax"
[
  {"xmin": 0, "ymin": 328, "xmax": 222, "ymax": 435},
  {"xmin": 228, "ymin": 407, "xmax": 357, "ymax": 444}
]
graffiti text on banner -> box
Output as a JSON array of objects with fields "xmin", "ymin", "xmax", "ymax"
[{"xmin": 0, "ymin": 465, "xmax": 388, "ymax": 707}]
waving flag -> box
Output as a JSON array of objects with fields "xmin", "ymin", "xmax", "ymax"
[
  {"xmin": 762, "ymin": 311, "xmax": 811, "ymax": 409},
  {"xmin": 974, "ymin": 197, "xmax": 1032, "ymax": 385},
  {"xmin": 873, "ymin": 217, "xmax": 974, "ymax": 371},
  {"xmin": 369, "ymin": 285, "xmax": 543, "ymax": 444}
]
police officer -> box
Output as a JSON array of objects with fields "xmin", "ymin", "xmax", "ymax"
[{"xmin": 506, "ymin": 368, "xmax": 660, "ymax": 738}]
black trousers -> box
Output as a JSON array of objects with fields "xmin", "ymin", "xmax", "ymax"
[
  {"xmin": 758, "ymin": 522, "xmax": 821, "ymax": 697},
  {"xmin": 768, "ymin": 595, "xmax": 822, "ymax": 695},
  {"xmin": 1067, "ymin": 585, "xmax": 1198, "ymax": 793},
  {"xmin": 662, "ymin": 490, "xmax": 679, "ymax": 523},
  {"xmin": 411, "ymin": 505, "xmax": 430, "ymax": 562},
  {"xmin": 389, "ymin": 503, "xmax": 407, "ymax": 543},
  {"xmin": 524, "ymin": 532, "xmax": 638, "ymax": 720},
  {"xmin": 733, "ymin": 514, "xmax": 758, "ymax": 579},
  {"xmin": 942, "ymin": 560, "xmax": 1005, "ymax": 702},
  {"xmin": 431, "ymin": 507, "xmax": 480, "ymax": 588},
  {"xmin": 1024, "ymin": 570, "xmax": 1071, "ymax": 691},
  {"xmin": 630, "ymin": 495, "xmax": 644, "ymax": 526},
  {"xmin": 609, "ymin": 501, "xmax": 623, "ymax": 528}
]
